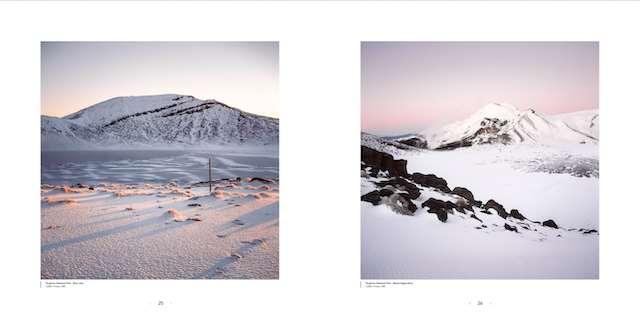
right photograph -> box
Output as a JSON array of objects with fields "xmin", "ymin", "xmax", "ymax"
[{"xmin": 361, "ymin": 41, "xmax": 599, "ymax": 279}]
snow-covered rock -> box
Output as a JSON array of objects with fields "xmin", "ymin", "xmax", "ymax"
[
  {"xmin": 42, "ymin": 94, "xmax": 278, "ymax": 150},
  {"xmin": 421, "ymin": 103, "xmax": 598, "ymax": 150},
  {"xmin": 360, "ymin": 132, "xmax": 422, "ymax": 156}
]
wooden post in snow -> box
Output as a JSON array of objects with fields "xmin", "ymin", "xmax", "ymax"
[{"xmin": 208, "ymin": 157, "xmax": 212, "ymax": 193}]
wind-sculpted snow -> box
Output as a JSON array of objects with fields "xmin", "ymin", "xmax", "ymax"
[
  {"xmin": 42, "ymin": 150, "xmax": 279, "ymax": 185},
  {"xmin": 518, "ymin": 154, "xmax": 599, "ymax": 178},
  {"xmin": 42, "ymin": 94, "xmax": 279, "ymax": 150},
  {"xmin": 41, "ymin": 178, "xmax": 279, "ymax": 279}
]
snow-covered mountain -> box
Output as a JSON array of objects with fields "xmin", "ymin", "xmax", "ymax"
[
  {"xmin": 421, "ymin": 103, "xmax": 598, "ymax": 150},
  {"xmin": 42, "ymin": 94, "xmax": 278, "ymax": 150}
]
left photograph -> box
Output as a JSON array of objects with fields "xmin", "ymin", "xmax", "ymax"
[{"xmin": 41, "ymin": 42, "xmax": 279, "ymax": 279}]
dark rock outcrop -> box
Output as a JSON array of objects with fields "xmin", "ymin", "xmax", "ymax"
[
  {"xmin": 451, "ymin": 187, "xmax": 481, "ymax": 206},
  {"xmin": 435, "ymin": 140, "xmax": 473, "ymax": 150},
  {"xmin": 411, "ymin": 173, "xmax": 450, "ymax": 192},
  {"xmin": 378, "ymin": 188, "xmax": 394, "ymax": 197},
  {"xmin": 448, "ymin": 201, "xmax": 466, "ymax": 214},
  {"xmin": 434, "ymin": 118, "xmax": 513, "ymax": 150},
  {"xmin": 483, "ymin": 199, "xmax": 509, "ymax": 219},
  {"xmin": 451, "ymin": 187, "xmax": 472, "ymax": 200},
  {"xmin": 504, "ymin": 223, "xmax": 518, "ymax": 232},
  {"xmin": 542, "ymin": 219, "xmax": 559, "ymax": 229},
  {"xmin": 249, "ymin": 177, "xmax": 273, "ymax": 184},
  {"xmin": 361, "ymin": 189, "xmax": 417, "ymax": 215},
  {"xmin": 375, "ymin": 178, "xmax": 421, "ymax": 200},
  {"xmin": 361, "ymin": 190, "xmax": 382, "ymax": 205},
  {"xmin": 397, "ymin": 137, "xmax": 429, "ymax": 149},
  {"xmin": 509, "ymin": 209, "xmax": 526, "ymax": 220},
  {"xmin": 421, "ymin": 198, "xmax": 452, "ymax": 222},
  {"xmin": 361, "ymin": 146, "xmax": 408, "ymax": 177},
  {"xmin": 583, "ymin": 229, "xmax": 598, "ymax": 234}
]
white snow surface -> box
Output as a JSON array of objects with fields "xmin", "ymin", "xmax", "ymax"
[
  {"xmin": 421, "ymin": 103, "xmax": 598, "ymax": 149},
  {"xmin": 361, "ymin": 142, "xmax": 598, "ymax": 279},
  {"xmin": 41, "ymin": 179, "xmax": 279, "ymax": 279},
  {"xmin": 42, "ymin": 94, "xmax": 279, "ymax": 150},
  {"xmin": 362, "ymin": 202, "xmax": 598, "ymax": 279}
]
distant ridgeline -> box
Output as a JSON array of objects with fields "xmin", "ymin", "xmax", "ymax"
[{"xmin": 364, "ymin": 103, "xmax": 598, "ymax": 152}]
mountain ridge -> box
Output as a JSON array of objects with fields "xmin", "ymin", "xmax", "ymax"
[
  {"xmin": 42, "ymin": 94, "xmax": 279, "ymax": 150},
  {"xmin": 420, "ymin": 103, "xmax": 598, "ymax": 150}
]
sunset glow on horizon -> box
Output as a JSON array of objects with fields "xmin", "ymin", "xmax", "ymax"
[
  {"xmin": 362, "ymin": 42, "xmax": 599, "ymax": 136},
  {"xmin": 41, "ymin": 42, "xmax": 279, "ymax": 118}
]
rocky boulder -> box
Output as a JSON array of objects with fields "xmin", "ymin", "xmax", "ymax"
[
  {"xmin": 361, "ymin": 190, "xmax": 382, "ymax": 205},
  {"xmin": 448, "ymin": 200, "xmax": 467, "ymax": 214},
  {"xmin": 375, "ymin": 178, "xmax": 421, "ymax": 200},
  {"xmin": 504, "ymin": 223, "xmax": 518, "ymax": 232},
  {"xmin": 542, "ymin": 219, "xmax": 559, "ymax": 229},
  {"xmin": 411, "ymin": 173, "xmax": 451, "ymax": 193},
  {"xmin": 483, "ymin": 199, "xmax": 509, "ymax": 219},
  {"xmin": 451, "ymin": 187, "xmax": 482, "ymax": 207},
  {"xmin": 451, "ymin": 186, "xmax": 473, "ymax": 201},
  {"xmin": 421, "ymin": 198, "xmax": 452, "ymax": 222},
  {"xmin": 361, "ymin": 188, "xmax": 418, "ymax": 215},
  {"xmin": 509, "ymin": 209, "xmax": 526, "ymax": 220},
  {"xmin": 361, "ymin": 146, "xmax": 408, "ymax": 177}
]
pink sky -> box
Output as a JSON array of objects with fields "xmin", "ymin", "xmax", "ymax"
[
  {"xmin": 41, "ymin": 42, "xmax": 278, "ymax": 118},
  {"xmin": 361, "ymin": 42, "xmax": 599, "ymax": 136}
]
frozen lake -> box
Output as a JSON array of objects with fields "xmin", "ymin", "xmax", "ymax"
[{"xmin": 41, "ymin": 150, "xmax": 279, "ymax": 185}]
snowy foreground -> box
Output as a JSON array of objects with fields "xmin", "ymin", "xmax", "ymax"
[
  {"xmin": 42, "ymin": 179, "xmax": 279, "ymax": 279},
  {"xmin": 361, "ymin": 143, "xmax": 598, "ymax": 279},
  {"xmin": 41, "ymin": 94, "xmax": 280, "ymax": 279}
]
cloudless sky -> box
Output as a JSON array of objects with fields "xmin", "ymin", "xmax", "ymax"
[
  {"xmin": 362, "ymin": 42, "xmax": 598, "ymax": 136},
  {"xmin": 42, "ymin": 42, "xmax": 278, "ymax": 118}
]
